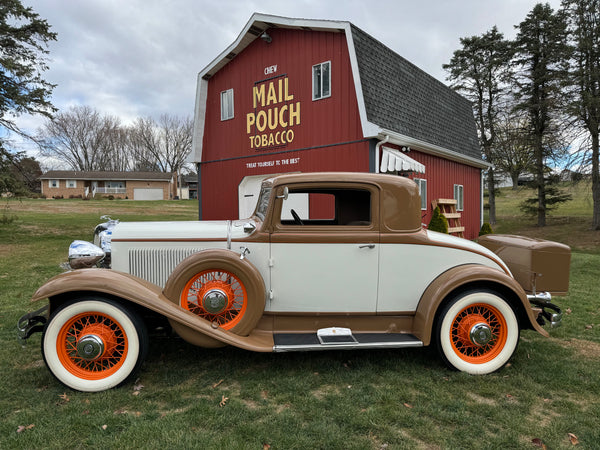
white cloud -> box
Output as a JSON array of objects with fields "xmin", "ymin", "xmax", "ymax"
[{"xmin": 14, "ymin": 0, "xmax": 562, "ymax": 152}]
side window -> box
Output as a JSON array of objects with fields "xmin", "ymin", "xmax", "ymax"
[
  {"xmin": 454, "ymin": 184, "xmax": 464, "ymax": 211},
  {"xmin": 280, "ymin": 188, "xmax": 371, "ymax": 226},
  {"xmin": 414, "ymin": 178, "xmax": 427, "ymax": 210},
  {"xmin": 312, "ymin": 61, "xmax": 331, "ymax": 100},
  {"xmin": 220, "ymin": 88, "xmax": 234, "ymax": 121},
  {"xmin": 48, "ymin": 179, "xmax": 59, "ymax": 188},
  {"xmin": 66, "ymin": 180, "xmax": 77, "ymax": 188}
]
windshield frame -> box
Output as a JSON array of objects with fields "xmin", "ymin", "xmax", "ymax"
[{"xmin": 254, "ymin": 182, "xmax": 273, "ymax": 221}]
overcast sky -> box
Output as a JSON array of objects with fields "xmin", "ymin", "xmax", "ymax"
[{"xmin": 13, "ymin": 0, "xmax": 562, "ymax": 160}]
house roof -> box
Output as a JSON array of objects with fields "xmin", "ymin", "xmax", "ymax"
[
  {"xmin": 40, "ymin": 171, "xmax": 174, "ymax": 181},
  {"xmin": 192, "ymin": 13, "xmax": 485, "ymax": 168}
]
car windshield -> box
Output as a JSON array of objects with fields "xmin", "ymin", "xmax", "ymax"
[{"xmin": 255, "ymin": 183, "xmax": 272, "ymax": 221}]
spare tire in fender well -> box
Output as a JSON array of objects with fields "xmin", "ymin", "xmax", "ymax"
[{"xmin": 163, "ymin": 249, "xmax": 266, "ymax": 337}]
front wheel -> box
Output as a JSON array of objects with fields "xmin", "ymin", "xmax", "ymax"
[
  {"xmin": 42, "ymin": 297, "xmax": 148, "ymax": 392},
  {"xmin": 435, "ymin": 290, "xmax": 520, "ymax": 374}
]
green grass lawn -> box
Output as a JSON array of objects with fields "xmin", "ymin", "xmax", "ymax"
[{"xmin": 1, "ymin": 194, "xmax": 599, "ymax": 449}]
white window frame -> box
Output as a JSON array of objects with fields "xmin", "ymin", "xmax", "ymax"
[
  {"xmin": 312, "ymin": 61, "xmax": 331, "ymax": 100},
  {"xmin": 220, "ymin": 88, "xmax": 234, "ymax": 121},
  {"xmin": 414, "ymin": 178, "xmax": 427, "ymax": 210},
  {"xmin": 66, "ymin": 180, "xmax": 77, "ymax": 188},
  {"xmin": 48, "ymin": 179, "xmax": 59, "ymax": 188},
  {"xmin": 454, "ymin": 184, "xmax": 464, "ymax": 211}
]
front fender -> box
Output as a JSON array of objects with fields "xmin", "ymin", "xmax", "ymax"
[
  {"xmin": 31, "ymin": 269, "xmax": 273, "ymax": 352},
  {"xmin": 412, "ymin": 264, "xmax": 548, "ymax": 345}
]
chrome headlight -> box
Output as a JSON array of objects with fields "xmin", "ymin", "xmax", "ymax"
[
  {"xmin": 68, "ymin": 240, "xmax": 105, "ymax": 270},
  {"xmin": 93, "ymin": 216, "xmax": 118, "ymax": 254}
]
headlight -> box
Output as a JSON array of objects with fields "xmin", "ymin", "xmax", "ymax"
[
  {"xmin": 93, "ymin": 216, "xmax": 118, "ymax": 254},
  {"xmin": 68, "ymin": 240, "xmax": 105, "ymax": 269}
]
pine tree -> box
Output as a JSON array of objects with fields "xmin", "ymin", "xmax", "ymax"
[
  {"xmin": 444, "ymin": 27, "xmax": 511, "ymax": 225},
  {"xmin": 512, "ymin": 3, "xmax": 570, "ymax": 226},
  {"xmin": 562, "ymin": 0, "xmax": 600, "ymax": 229},
  {"xmin": 0, "ymin": 0, "xmax": 57, "ymax": 142}
]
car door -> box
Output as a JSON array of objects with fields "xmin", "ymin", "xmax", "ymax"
[{"xmin": 268, "ymin": 183, "xmax": 379, "ymax": 313}]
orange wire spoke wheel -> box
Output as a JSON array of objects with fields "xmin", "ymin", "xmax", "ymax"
[
  {"xmin": 450, "ymin": 303, "xmax": 508, "ymax": 364},
  {"xmin": 57, "ymin": 312, "xmax": 128, "ymax": 380},
  {"xmin": 181, "ymin": 269, "xmax": 248, "ymax": 330}
]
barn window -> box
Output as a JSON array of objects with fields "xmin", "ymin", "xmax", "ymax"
[
  {"xmin": 414, "ymin": 178, "xmax": 427, "ymax": 210},
  {"xmin": 312, "ymin": 61, "xmax": 331, "ymax": 100},
  {"xmin": 454, "ymin": 184, "xmax": 464, "ymax": 211},
  {"xmin": 220, "ymin": 88, "xmax": 234, "ymax": 121}
]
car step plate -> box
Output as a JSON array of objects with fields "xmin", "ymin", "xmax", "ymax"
[{"xmin": 273, "ymin": 330, "xmax": 423, "ymax": 352}]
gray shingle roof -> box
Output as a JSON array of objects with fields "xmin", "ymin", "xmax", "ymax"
[
  {"xmin": 39, "ymin": 171, "xmax": 174, "ymax": 181},
  {"xmin": 351, "ymin": 25, "xmax": 481, "ymax": 160}
]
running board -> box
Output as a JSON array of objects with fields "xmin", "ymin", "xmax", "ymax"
[{"xmin": 273, "ymin": 331, "xmax": 423, "ymax": 352}]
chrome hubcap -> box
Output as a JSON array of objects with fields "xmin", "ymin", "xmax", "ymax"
[
  {"xmin": 470, "ymin": 323, "xmax": 492, "ymax": 346},
  {"xmin": 202, "ymin": 289, "xmax": 228, "ymax": 314},
  {"xmin": 76, "ymin": 335, "xmax": 105, "ymax": 360}
]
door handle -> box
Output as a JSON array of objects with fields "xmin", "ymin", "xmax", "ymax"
[{"xmin": 358, "ymin": 244, "xmax": 375, "ymax": 249}]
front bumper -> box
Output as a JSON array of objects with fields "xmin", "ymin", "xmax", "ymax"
[
  {"xmin": 528, "ymin": 292, "xmax": 562, "ymax": 328},
  {"xmin": 17, "ymin": 304, "xmax": 49, "ymax": 346}
]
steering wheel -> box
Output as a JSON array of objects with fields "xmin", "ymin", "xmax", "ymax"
[{"xmin": 290, "ymin": 209, "xmax": 303, "ymax": 225}]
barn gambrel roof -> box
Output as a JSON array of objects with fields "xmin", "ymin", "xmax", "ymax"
[{"xmin": 192, "ymin": 13, "xmax": 484, "ymax": 168}]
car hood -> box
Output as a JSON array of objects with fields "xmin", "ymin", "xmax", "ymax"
[{"xmin": 111, "ymin": 219, "xmax": 256, "ymax": 242}]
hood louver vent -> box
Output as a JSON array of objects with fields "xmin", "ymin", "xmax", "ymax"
[{"xmin": 129, "ymin": 248, "xmax": 205, "ymax": 287}]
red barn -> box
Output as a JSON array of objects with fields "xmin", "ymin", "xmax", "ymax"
[{"xmin": 191, "ymin": 14, "xmax": 486, "ymax": 239}]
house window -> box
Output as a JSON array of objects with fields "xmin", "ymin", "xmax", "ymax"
[
  {"xmin": 66, "ymin": 180, "xmax": 77, "ymax": 188},
  {"xmin": 312, "ymin": 61, "xmax": 331, "ymax": 100},
  {"xmin": 48, "ymin": 180, "xmax": 59, "ymax": 188},
  {"xmin": 106, "ymin": 181, "xmax": 125, "ymax": 189},
  {"xmin": 220, "ymin": 89, "xmax": 234, "ymax": 121},
  {"xmin": 415, "ymin": 178, "xmax": 427, "ymax": 210},
  {"xmin": 454, "ymin": 184, "xmax": 464, "ymax": 211}
]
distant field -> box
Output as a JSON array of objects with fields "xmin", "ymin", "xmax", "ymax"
[{"xmin": 487, "ymin": 181, "xmax": 599, "ymax": 252}]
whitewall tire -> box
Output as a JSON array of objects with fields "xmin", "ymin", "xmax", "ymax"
[
  {"xmin": 436, "ymin": 290, "xmax": 520, "ymax": 375},
  {"xmin": 42, "ymin": 298, "xmax": 147, "ymax": 392}
]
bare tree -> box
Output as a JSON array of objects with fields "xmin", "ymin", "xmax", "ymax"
[
  {"xmin": 39, "ymin": 105, "xmax": 125, "ymax": 171},
  {"xmin": 127, "ymin": 114, "xmax": 193, "ymax": 195},
  {"xmin": 127, "ymin": 114, "xmax": 193, "ymax": 173},
  {"xmin": 493, "ymin": 111, "xmax": 536, "ymax": 189}
]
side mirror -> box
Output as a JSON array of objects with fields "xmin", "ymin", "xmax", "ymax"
[{"xmin": 276, "ymin": 186, "xmax": 289, "ymax": 200}]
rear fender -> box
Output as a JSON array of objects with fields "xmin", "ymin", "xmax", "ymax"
[
  {"xmin": 413, "ymin": 264, "xmax": 547, "ymax": 345},
  {"xmin": 31, "ymin": 269, "xmax": 273, "ymax": 352}
]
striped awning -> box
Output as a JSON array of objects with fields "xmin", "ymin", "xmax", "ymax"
[{"xmin": 380, "ymin": 147, "xmax": 425, "ymax": 174}]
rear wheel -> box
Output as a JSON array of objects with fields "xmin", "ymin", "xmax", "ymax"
[
  {"xmin": 42, "ymin": 297, "xmax": 147, "ymax": 392},
  {"xmin": 435, "ymin": 290, "xmax": 519, "ymax": 374}
]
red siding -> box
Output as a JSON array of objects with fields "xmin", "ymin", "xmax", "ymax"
[
  {"xmin": 201, "ymin": 141, "xmax": 369, "ymax": 220},
  {"xmin": 394, "ymin": 148, "xmax": 482, "ymax": 240}
]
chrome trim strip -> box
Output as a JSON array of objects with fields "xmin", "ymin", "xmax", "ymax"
[
  {"xmin": 273, "ymin": 340, "xmax": 423, "ymax": 352},
  {"xmin": 227, "ymin": 220, "xmax": 232, "ymax": 250}
]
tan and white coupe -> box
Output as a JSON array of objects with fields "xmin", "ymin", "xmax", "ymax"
[{"xmin": 18, "ymin": 173, "xmax": 570, "ymax": 392}]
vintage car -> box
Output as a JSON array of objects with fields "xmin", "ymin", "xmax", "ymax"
[{"xmin": 18, "ymin": 172, "xmax": 571, "ymax": 392}]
